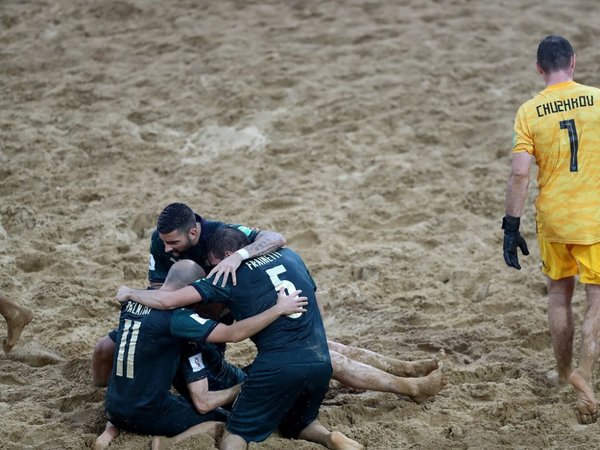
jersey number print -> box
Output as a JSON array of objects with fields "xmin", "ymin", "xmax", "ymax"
[
  {"xmin": 266, "ymin": 265, "xmax": 303, "ymax": 319},
  {"xmin": 559, "ymin": 119, "xmax": 579, "ymax": 172},
  {"xmin": 116, "ymin": 319, "xmax": 141, "ymax": 379}
]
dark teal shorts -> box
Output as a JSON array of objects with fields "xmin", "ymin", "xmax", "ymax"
[{"xmin": 226, "ymin": 361, "xmax": 332, "ymax": 442}]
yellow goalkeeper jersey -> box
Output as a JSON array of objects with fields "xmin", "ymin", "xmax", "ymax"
[{"xmin": 513, "ymin": 80, "xmax": 600, "ymax": 244}]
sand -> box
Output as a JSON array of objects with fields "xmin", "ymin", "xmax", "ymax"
[{"xmin": 2, "ymin": 0, "xmax": 600, "ymax": 448}]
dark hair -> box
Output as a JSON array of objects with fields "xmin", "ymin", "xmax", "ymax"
[
  {"xmin": 537, "ymin": 35, "xmax": 574, "ymax": 73},
  {"xmin": 157, "ymin": 203, "xmax": 197, "ymax": 234},
  {"xmin": 208, "ymin": 226, "xmax": 251, "ymax": 260}
]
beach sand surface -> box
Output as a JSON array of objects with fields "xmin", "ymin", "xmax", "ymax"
[{"xmin": 2, "ymin": 0, "xmax": 600, "ymax": 448}]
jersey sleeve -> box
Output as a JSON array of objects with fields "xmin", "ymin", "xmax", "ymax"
[
  {"xmin": 296, "ymin": 256, "xmax": 318, "ymax": 292},
  {"xmin": 148, "ymin": 231, "xmax": 170, "ymax": 284},
  {"xmin": 191, "ymin": 278, "xmax": 231, "ymax": 304},
  {"xmin": 512, "ymin": 104, "xmax": 534, "ymax": 154},
  {"xmin": 228, "ymin": 224, "xmax": 261, "ymax": 242},
  {"xmin": 170, "ymin": 308, "xmax": 219, "ymax": 343},
  {"xmin": 305, "ymin": 268, "xmax": 318, "ymax": 292}
]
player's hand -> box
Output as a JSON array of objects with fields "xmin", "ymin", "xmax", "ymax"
[
  {"xmin": 208, "ymin": 252, "xmax": 243, "ymax": 287},
  {"xmin": 116, "ymin": 286, "xmax": 132, "ymax": 303},
  {"xmin": 502, "ymin": 215, "xmax": 530, "ymax": 270},
  {"xmin": 274, "ymin": 288, "xmax": 307, "ymax": 316}
]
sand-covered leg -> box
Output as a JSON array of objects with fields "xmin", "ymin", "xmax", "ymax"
[
  {"xmin": 569, "ymin": 369, "xmax": 598, "ymax": 424},
  {"xmin": 569, "ymin": 285, "xmax": 600, "ymax": 424},
  {"xmin": 407, "ymin": 349, "xmax": 449, "ymax": 403},
  {"xmin": 298, "ymin": 420, "xmax": 363, "ymax": 450},
  {"xmin": 154, "ymin": 421, "xmax": 223, "ymax": 449},
  {"xmin": 151, "ymin": 436, "xmax": 174, "ymax": 450},
  {"xmin": 327, "ymin": 340, "xmax": 438, "ymax": 377}
]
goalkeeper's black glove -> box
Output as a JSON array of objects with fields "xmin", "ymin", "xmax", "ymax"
[{"xmin": 502, "ymin": 215, "xmax": 529, "ymax": 270}]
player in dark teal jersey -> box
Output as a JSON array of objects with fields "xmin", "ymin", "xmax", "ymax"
[
  {"xmin": 116, "ymin": 226, "xmax": 364, "ymax": 450},
  {"xmin": 198, "ymin": 231, "xmax": 337, "ymax": 448},
  {"xmin": 150, "ymin": 202, "xmax": 285, "ymax": 288},
  {"xmin": 148, "ymin": 212, "xmax": 259, "ymax": 286},
  {"xmin": 92, "ymin": 288, "xmax": 307, "ymax": 449},
  {"xmin": 92, "ymin": 202, "xmax": 285, "ymax": 387}
]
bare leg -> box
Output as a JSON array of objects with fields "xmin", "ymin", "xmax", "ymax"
[
  {"xmin": 219, "ymin": 429, "xmax": 247, "ymax": 450},
  {"xmin": 92, "ymin": 336, "xmax": 117, "ymax": 387},
  {"xmin": 547, "ymin": 277, "xmax": 575, "ymax": 386},
  {"xmin": 152, "ymin": 421, "xmax": 223, "ymax": 450},
  {"xmin": 297, "ymin": 419, "xmax": 363, "ymax": 450},
  {"xmin": 0, "ymin": 293, "xmax": 33, "ymax": 353},
  {"xmin": 569, "ymin": 284, "xmax": 600, "ymax": 424},
  {"xmin": 327, "ymin": 340, "xmax": 438, "ymax": 377},
  {"xmin": 330, "ymin": 349, "xmax": 448, "ymax": 402},
  {"xmin": 93, "ymin": 421, "xmax": 119, "ymax": 450}
]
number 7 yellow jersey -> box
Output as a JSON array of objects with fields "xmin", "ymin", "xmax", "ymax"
[{"xmin": 513, "ymin": 80, "xmax": 600, "ymax": 244}]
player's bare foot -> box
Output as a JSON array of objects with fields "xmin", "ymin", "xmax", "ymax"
[
  {"xmin": 92, "ymin": 422, "xmax": 119, "ymax": 450},
  {"xmin": 407, "ymin": 350, "xmax": 448, "ymax": 403},
  {"xmin": 328, "ymin": 431, "xmax": 364, "ymax": 450},
  {"xmin": 546, "ymin": 370, "xmax": 570, "ymax": 388},
  {"xmin": 151, "ymin": 436, "xmax": 173, "ymax": 450},
  {"xmin": 3, "ymin": 305, "xmax": 33, "ymax": 353},
  {"xmin": 402, "ymin": 358, "xmax": 439, "ymax": 377},
  {"xmin": 399, "ymin": 348, "xmax": 445, "ymax": 377},
  {"xmin": 569, "ymin": 369, "xmax": 598, "ymax": 424}
]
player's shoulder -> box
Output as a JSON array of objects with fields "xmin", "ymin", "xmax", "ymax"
[
  {"xmin": 150, "ymin": 229, "xmax": 161, "ymax": 243},
  {"xmin": 574, "ymin": 81, "xmax": 600, "ymax": 92},
  {"xmin": 279, "ymin": 247, "xmax": 306, "ymax": 267},
  {"xmin": 202, "ymin": 217, "xmax": 225, "ymax": 227},
  {"xmin": 149, "ymin": 229, "xmax": 165, "ymax": 251},
  {"xmin": 172, "ymin": 307, "xmax": 216, "ymax": 327},
  {"xmin": 520, "ymin": 92, "xmax": 542, "ymax": 109},
  {"xmin": 200, "ymin": 218, "xmax": 227, "ymax": 236}
]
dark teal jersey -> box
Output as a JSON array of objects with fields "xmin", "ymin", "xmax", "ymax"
[
  {"xmin": 105, "ymin": 301, "xmax": 218, "ymax": 417},
  {"xmin": 148, "ymin": 215, "xmax": 259, "ymax": 283},
  {"xmin": 191, "ymin": 248, "xmax": 330, "ymax": 367}
]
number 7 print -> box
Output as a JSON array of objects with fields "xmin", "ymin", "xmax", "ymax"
[{"xmin": 560, "ymin": 118, "xmax": 579, "ymax": 172}]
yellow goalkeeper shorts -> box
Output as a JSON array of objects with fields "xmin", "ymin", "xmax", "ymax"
[{"xmin": 538, "ymin": 237, "xmax": 600, "ymax": 284}]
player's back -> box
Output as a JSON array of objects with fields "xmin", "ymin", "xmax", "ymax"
[
  {"xmin": 515, "ymin": 81, "xmax": 600, "ymax": 243},
  {"xmin": 231, "ymin": 248, "xmax": 330, "ymax": 367},
  {"xmin": 105, "ymin": 302, "xmax": 181, "ymax": 416}
]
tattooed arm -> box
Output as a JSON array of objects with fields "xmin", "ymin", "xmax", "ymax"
[{"xmin": 207, "ymin": 230, "xmax": 286, "ymax": 287}]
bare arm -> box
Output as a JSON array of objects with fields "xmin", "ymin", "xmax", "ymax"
[
  {"xmin": 243, "ymin": 230, "xmax": 287, "ymax": 257},
  {"xmin": 116, "ymin": 285, "xmax": 202, "ymax": 310},
  {"xmin": 315, "ymin": 292, "xmax": 325, "ymax": 317},
  {"xmin": 502, "ymin": 151, "xmax": 533, "ymax": 270},
  {"xmin": 206, "ymin": 288, "xmax": 306, "ymax": 343},
  {"xmin": 505, "ymin": 152, "xmax": 533, "ymax": 217},
  {"xmin": 208, "ymin": 230, "xmax": 286, "ymax": 287},
  {"xmin": 188, "ymin": 378, "xmax": 242, "ymax": 414}
]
